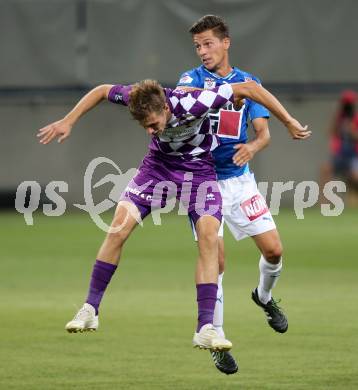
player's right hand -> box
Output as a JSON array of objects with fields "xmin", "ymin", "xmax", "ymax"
[
  {"xmin": 286, "ymin": 118, "xmax": 311, "ymax": 140},
  {"xmin": 37, "ymin": 119, "xmax": 73, "ymax": 144}
]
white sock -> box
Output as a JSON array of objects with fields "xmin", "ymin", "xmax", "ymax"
[
  {"xmin": 257, "ymin": 255, "xmax": 282, "ymax": 304},
  {"xmin": 213, "ymin": 272, "xmax": 225, "ymax": 338}
]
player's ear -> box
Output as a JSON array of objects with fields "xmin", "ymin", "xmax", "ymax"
[
  {"xmin": 163, "ymin": 103, "xmax": 171, "ymax": 120},
  {"xmin": 223, "ymin": 37, "xmax": 230, "ymax": 50}
]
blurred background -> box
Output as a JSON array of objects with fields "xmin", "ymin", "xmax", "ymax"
[
  {"xmin": 1, "ymin": 0, "xmax": 358, "ymax": 206},
  {"xmin": 1, "ymin": 2, "xmax": 358, "ymax": 389}
]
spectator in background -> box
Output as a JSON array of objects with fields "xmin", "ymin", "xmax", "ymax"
[{"xmin": 321, "ymin": 90, "xmax": 358, "ymax": 204}]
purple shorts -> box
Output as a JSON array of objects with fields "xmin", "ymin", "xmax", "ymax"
[{"xmin": 120, "ymin": 152, "xmax": 222, "ymax": 226}]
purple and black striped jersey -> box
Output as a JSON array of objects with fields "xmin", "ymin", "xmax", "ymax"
[{"xmin": 177, "ymin": 65, "xmax": 270, "ymax": 180}]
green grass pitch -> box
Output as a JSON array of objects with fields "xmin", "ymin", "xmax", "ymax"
[{"xmin": 0, "ymin": 209, "xmax": 357, "ymax": 389}]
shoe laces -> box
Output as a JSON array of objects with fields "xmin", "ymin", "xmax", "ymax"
[
  {"xmin": 211, "ymin": 351, "xmax": 225, "ymax": 363},
  {"xmin": 73, "ymin": 305, "xmax": 92, "ymax": 321},
  {"xmin": 268, "ymin": 298, "xmax": 283, "ymax": 313},
  {"xmin": 200, "ymin": 324, "xmax": 218, "ymax": 336}
]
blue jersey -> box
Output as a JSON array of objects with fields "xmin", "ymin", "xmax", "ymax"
[{"xmin": 177, "ymin": 65, "xmax": 270, "ymax": 180}]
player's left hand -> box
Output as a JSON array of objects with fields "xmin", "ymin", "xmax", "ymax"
[
  {"xmin": 233, "ymin": 143, "xmax": 256, "ymax": 166},
  {"xmin": 286, "ymin": 118, "xmax": 311, "ymax": 140}
]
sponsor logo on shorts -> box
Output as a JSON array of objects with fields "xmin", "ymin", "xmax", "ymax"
[
  {"xmin": 241, "ymin": 194, "xmax": 269, "ymax": 221},
  {"xmin": 125, "ymin": 186, "xmax": 141, "ymax": 196},
  {"xmin": 125, "ymin": 185, "xmax": 153, "ymax": 201}
]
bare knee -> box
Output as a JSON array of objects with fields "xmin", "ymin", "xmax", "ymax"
[
  {"xmin": 98, "ymin": 202, "xmax": 139, "ymax": 260},
  {"xmin": 262, "ymin": 241, "xmax": 283, "ymax": 263},
  {"xmin": 104, "ymin": 230, "xmax": 128, "ymax": 250},
  {"xmin": 198, "ymin": 230, "xmax": 218, "ymax": 249},
  {"xmin": 196, "ymin": 217, "xmax": 219, "ymax": 246},
  {"xmin": 254, "ymin": 230, "xmax": 283, "ymax": 264}
]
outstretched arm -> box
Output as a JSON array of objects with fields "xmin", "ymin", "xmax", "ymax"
[
  {"xmin": 231, "ymin": 81, "xmax": 311, "ymax": 139},
  {"xmin": 37, "ymin": 84, "xmax": 113, "ymax": 144}
]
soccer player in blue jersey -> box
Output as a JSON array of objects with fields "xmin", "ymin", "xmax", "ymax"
[
  {"xmin": 38, "ymin": 78, "xmax": 308, "ymax": 355},
  {"xmin": 177, "ymin": 15, "xmax": 311, "ymax": 374}
]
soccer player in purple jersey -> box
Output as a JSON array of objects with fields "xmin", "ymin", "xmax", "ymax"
[
  {"xmin": 37, "ymin": 78, "xmax": 308, "ymax": 353},
  {"xmin": 176, "ymin": 15, "xmax": 311, "ymax": 374}
]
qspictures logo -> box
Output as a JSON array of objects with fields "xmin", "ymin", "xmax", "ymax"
[{"xmin": 14, "ymin": 157, "xmax": 346, "ymax": 232}]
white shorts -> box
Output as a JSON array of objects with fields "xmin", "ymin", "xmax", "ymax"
[{"xmin": 191, "ymin": 173, "xmax": 276, "ymax": 241}]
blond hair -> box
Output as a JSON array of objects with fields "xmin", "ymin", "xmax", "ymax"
[{"xmin": 129, "ymin": 79, "xmax": 166, "ymax": 123}]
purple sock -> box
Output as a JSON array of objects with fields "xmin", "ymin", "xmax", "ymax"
[
  {"xmin": 196, "ymin": 283, "xmax": 218, "ymax": 332},
  {"xmin": 86, "ymin": 260, "xmax": 117, "ymax": 315}
]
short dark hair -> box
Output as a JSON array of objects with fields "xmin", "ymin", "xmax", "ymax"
[
  {"xmin": 189, "ymin": 15, "xmax": 229, "ymax": 39},
  {"xmin": 128, "ymin": 79, "xmax": 166, "ymax": 123}
]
